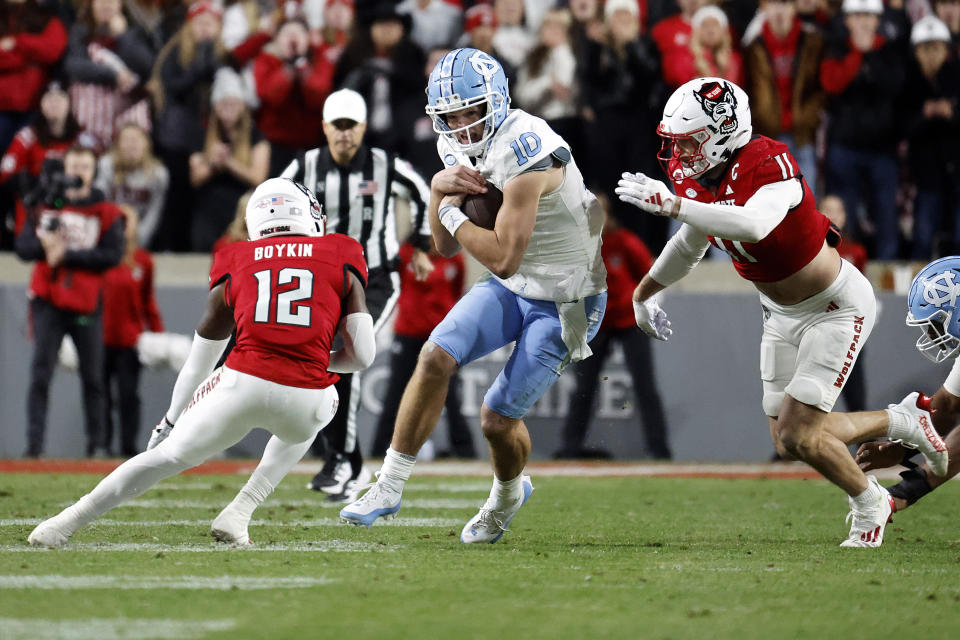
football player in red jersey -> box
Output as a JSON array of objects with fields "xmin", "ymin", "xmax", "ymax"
[
  {"xmin": 616, "ymin": 78, "xmax": 947, "ymax": 548},
  {"xmin": 28, "ymin": 178, "xmax": 376, "ymax": 548}
]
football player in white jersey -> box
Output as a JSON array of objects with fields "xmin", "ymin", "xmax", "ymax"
[{"xmin": 341, "ymin": 47, "xmax": 608, "ymax": 543}]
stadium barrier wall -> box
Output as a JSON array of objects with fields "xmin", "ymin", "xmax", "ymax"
[{"xmin": 0, "ymin": 255, "xmax": 942, "ymax": 461}]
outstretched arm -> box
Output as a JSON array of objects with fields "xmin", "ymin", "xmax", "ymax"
[
  {"xmin": 617, "ymin": 172, "xmax": 801, "ymax": 242},
  {"xmin": 438, "ymin": 169, "xmax": 546, "ymax": 279}
]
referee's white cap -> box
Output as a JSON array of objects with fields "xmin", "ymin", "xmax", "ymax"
[{"xmin": 323, "ymin": 89, "xmax": 367, "ymax": 124}]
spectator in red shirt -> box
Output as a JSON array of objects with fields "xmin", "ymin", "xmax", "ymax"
[
  {"xmin": 558, "ymin": 201, "xmax": 671, "ymax": 460},
  {"xmin": 745, "ymin": 0, "xmax": 826, "ymax": 193},
  {"xmin": 651, "ymin": 0, "xmax": 706, "ymax": 87},
  {"xmin": 662, "ymin": 4, "xmax": 743, "ymax": 89},
  {"xmin": 370, "ymin": 242, "xmax": 476, "ymax": 459},
  {"xmin": 253, "ymin": 17, "xmax": 334, "ymax": 176},
  {"xmin": 0, "ymin": 0, "xmax": 68, "ymax": 155},
  {"xmin": 820, "ymin": 193, "xmax": 868, "ymax": 411},
  {"xmin": 102, "ymin": 204, "xmax": 164, "ymax": 455},
  {"xmin": 15, "ymin": 144, "xmax": 125, "ymax": 457},
  {"xmin": 1, "ymin": 80, "xmax": 85, "ymax": 240}
]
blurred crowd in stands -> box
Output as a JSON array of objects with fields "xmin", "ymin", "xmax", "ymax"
[{"xmin": 1, "ymin": 0, "xmax": 958, "ymax": 258}]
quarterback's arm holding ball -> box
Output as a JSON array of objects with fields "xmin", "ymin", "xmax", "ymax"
[
  {"xmin": 428, "ymin": 164, "xmax": 487, "ymax": 257},
  {"xmin": 329, "ymin": 271, "xmax": 375, "ymax": 373},
  {"xmin": 438, "ymin": 169, "xmax": 547, "ymax": 279},
  {"xmin": 148, "ymin": 282, "xmax": 235, "ymax": 449}
]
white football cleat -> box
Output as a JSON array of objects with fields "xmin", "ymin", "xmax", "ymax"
[
  {"xmin": 840, "ymin": 476, "xmax": 894, "ymax": 548},
  {"xmin": 27, "ymin": 516, "xmax": 74, "ymax": 548},
  {"xmin": 210, "ymin": 507, "xmax": 252, "ymax": 546},
  {"xmin": 326, "ymin": 466, "xmax": 373, "ymax": 504},
  {"xmin": 320, "ymin": 457, "xmax": 353, "ymax": 495},
  {"xmin": 888, "ymin": 392, "xmax": 949, "ymax": 476},
  {"xmin": 460, "ymin": 475, "xmax": 534, "ymax": 544},
  {"xmin": 339, "ymin": 478, "xmax": 401, "ymax": 528}
]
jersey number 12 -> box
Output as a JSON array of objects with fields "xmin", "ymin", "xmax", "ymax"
[{"xmin": 253, "ymin": 268, "xmax": 313, "ymax": 327}]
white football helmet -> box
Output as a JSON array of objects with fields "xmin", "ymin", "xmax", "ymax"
[
  {"xmin": 245, "ymin": 178, "xmax": 325, "ymax": 240},
  {"xmin": 657, "ymin": 77, "xmax": 752, "ymax": 183}
]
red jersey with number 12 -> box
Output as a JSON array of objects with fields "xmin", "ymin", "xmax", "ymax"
[
  {"xmin": 209, "ymin": 233, "xmax": 368, "ymax": 389},
  {"xmin": 674, "ymin": 136, "xmax": 830, "ymax": 283}
]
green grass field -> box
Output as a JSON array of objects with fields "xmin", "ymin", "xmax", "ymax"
[{"xmin": 1, "ymin": 471, "xmax": 958, "ymax": 640}]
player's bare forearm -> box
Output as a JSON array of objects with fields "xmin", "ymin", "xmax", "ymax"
[
  {"xmin": 429, "ymin": 188, "xmax": 460, "ymax": 257},
  {"xmin": 633, "ymin": 274, "xmax": 666, "ymax": 304},
  {"xmin": 453, "ymin": 171, "xmax": 541, "ymax": 278},
  {"xmin": 196, "ymin": 283, "xmax": 236, "ymax": 340}
]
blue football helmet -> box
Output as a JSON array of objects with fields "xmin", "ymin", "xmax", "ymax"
[
  {"xmin": 425, "ymin": 48, "xmax": 510, "ymax": 157},
  {"xmin": 906, "ymin": 256, "xmax": 960, "ymax": 363}
]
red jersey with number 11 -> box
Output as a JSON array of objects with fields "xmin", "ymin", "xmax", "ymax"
[
  {"xmin": 673, "ymin": 136, "xmax": 830, "ymax": 283},
  {"xmin": 209, "ymin": 233, "xmax": 368, "ymax": 389}
]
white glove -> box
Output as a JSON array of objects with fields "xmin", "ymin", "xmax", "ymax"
[
  {"xmin": 633, "ymin": 295, "xmax": 673, "ymax": 341},
  {"xmin": 147, "ymin": 416, "xmax": 174, "ymax": 450},
  {"xmin": 615, "ymin": 172, "xmax": 678, "ymax": 216}
]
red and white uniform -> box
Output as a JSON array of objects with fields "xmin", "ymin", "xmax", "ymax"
[
  {"xmin": 209, "ymin": 233, "xmax": 368, "ymax": 389},
  {"xmin": 653, "ymin": 136, "xmax": 877, "ymax": 416},
  {"xmin": 674, "ymin": 136, "xmax": 829, "ymax": 282}
]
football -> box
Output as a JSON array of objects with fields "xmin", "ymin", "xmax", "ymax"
[{"xmin": 460, "ymin": 182, "xmax": 503, "ymax": 230}]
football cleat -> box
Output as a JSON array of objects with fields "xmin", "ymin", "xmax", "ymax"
[
  {"xmin": 27, "ymin": 516, "xmax": 74, "ymax": 548},
  {"xmin": 210, "ymin": 507, "xmax": 253, "ymax": 546},
  {"xmin": 840, "ymin": 476, "xmax": 894, "ymax": 548},
  {"xmin": 306, "ymin": 452, "xmax": 348, "ymax": 492},
  {"xmin": 460, "ymin": 476, "xmax": 534, "ymax": 544},
  {"xmin": 325, "ymin": 466, "xmax": 372, "ymax": 504},
  {"xmin": 888, "ymin": 392, "xmax": 949, "ymax": 476},
  {"xmin": 339, "ymin": 477, "xmax": 401, "ymax": 528}
]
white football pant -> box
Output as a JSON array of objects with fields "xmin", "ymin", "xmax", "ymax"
[{"xmin": 60, "ymin": 366, "xmax": 338, "ymax": 530}]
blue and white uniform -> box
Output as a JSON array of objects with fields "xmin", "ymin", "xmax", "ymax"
[{"xmin": 430, "ymin": 104, "xmax": 607, "ymax": 418}]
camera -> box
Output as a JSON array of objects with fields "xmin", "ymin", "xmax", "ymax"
[{"xmin": 22, "ymin": 159, "xmax": 84, "ymax": 208}]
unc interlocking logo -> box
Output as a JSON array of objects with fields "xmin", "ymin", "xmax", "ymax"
[
  {"xmin": 468, "ymin": 51, "xmax": 500, "ymax": 81},
  {"xmin": 922, "ymin": 271, "xmax": 960, "ymax": 308}
]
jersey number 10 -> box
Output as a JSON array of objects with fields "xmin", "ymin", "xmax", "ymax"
[{"xmin": 253, "ymin": 268, "xmax": 314, "ymax": 327}]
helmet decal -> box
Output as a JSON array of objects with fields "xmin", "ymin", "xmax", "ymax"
[
  {"xmin": 694, "ymin": 80, "xmax": 739, "ymax": 136},
  {"xmin": 920, "ymin": 271, "xmax": 960, "ymax": 308}
]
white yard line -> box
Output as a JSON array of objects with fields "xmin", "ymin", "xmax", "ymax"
[
  {"xmin": 1, "ymin": 541, "xmax": 400, "ymax": 553},
  {"xmin": 0, "ymin": 575, "xmax": 334, "ymax": 590},
  {"xmin": 1, "ymin": 517, "xmax": 462, "ymax": 528},
  {"xmin": 55, "ymin": 498, "xmax": 480, "ymax": 510},
  {"xmin": 0, "ymin": 618, "xmax": 235, "ymax": 640}
]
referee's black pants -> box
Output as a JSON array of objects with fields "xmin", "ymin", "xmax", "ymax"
[
  {"xmin": 370, "ymin": 334, "xmax": 476, "ymax": 459},
  {"xmin": 311, "ymin": 268, "xmax": 400, "ymax": 467},
  {"xmin": 560, "ymin": 327, "xmax": 672, "ymax": 459},
  {"xmin": 26, "ymin": 298, "xmax": 108, "ymax": 456}
]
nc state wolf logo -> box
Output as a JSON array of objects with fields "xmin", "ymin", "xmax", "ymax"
[{"xmin": 694, "ymin": 81, "xmax": 738, "ymax": 135}]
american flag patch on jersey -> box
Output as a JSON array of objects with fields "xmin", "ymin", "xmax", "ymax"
[{"xmin": 357, "ymin": 180, "xmax": 379, "ymax": 195}]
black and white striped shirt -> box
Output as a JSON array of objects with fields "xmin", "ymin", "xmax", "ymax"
[{"xmin": 281, "ymin": 145, "xmax": 431, "ymax": 271}]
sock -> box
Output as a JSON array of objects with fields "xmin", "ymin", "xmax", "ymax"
[
  {"xmin": 888, "ymin": 467, "xmax": 933, "ymax": 507},
  {"xmin": 885, "ymin": 407, "xmax": 914, "ymax": 441},
  {"xmin": 225, "ymin": 436, "xmax": 313, "ymax": 520},
  {"xmin": 491, "ymin": 474, "xmax": 523, "ymax": 508},
  {"xmin": 851, "ymin": 478, "xmax": 883, "ymax": 510},
  {"xmin": 379, "ymin": 447, "xmax": 416, "ymax": 493}
]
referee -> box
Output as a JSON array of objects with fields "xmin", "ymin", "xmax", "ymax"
[{"xmin": 282, "ymin": 88, "xmax": 434, "ymax": 500}]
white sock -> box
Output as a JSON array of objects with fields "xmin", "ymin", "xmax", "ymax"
[
  {"xmin": 885, "ymin": 408, "xmax": 913, "ymax": 441},
  {"xmin": 224, "ymin": 436, "xmax": 313, "ymax": 520},
  {"xmin": 379, "ymin": 447, "xmax": 416, "ymax": 493},
  {"xmin": 851, "ymin": 478, "xmax": 883, "ymax": 509},
  {"xmin": 491, "ymin": 474, "xmax": 523, "ymax": 508},
  {"xmin": 226, "ymin": 477, "xmax": 273, "ymax": 522}
]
